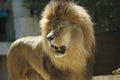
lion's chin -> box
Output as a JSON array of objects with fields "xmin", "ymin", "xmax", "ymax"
[{"xmin": 51, "ymin": 45, "xmax": 66, "ymax": 56}]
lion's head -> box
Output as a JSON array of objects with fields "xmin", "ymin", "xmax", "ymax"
[
  {"xmin": 40, "ymin": 1, "xmax": 95, "ymax": 72},
  {"xmin": 44, "ymin": 20, "xmax": 74, "ymax": 57}
]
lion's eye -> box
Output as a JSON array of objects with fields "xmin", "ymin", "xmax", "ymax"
[
  {"xmin": 58, "ymin": 24, "xmax": 64, "ymax": 32},
  {"xmin": 59, "ymin": 27, "xmax": 63, "ymax": 31},
  {"xmin": 48, "ymin": 29, "xmax": 51, "ymax": 34},
  {"xmin": 48, "ymin": 29, "xmax": 51, "ymax": 32}
]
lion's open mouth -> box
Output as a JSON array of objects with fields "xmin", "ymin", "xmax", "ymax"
[{"xmin": 51, "ymin": 45, "xmax": 66, "ymax": 54}]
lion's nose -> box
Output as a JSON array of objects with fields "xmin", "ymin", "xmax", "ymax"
[{"xmin": 47, "ymin": 36, "xmax": 54, "ymax": 41}]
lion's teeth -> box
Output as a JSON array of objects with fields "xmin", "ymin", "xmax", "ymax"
[{"xmin": 58, "ymin": 47, "xmax": 61, "ymax": 51}]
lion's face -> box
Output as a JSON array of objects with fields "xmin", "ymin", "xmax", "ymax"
[{"xmin": 42, "ymin": 20, "xmax": 74, "ymax": 57}]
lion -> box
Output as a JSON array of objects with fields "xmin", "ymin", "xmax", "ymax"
[{"xmin": 7, "ymin": 1, "xmax": 95, "ymax": 80}]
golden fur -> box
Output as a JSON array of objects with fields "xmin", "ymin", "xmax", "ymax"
[{"xmin": 7, "ymin": 1, "xmax": 95, "ymax": 80}]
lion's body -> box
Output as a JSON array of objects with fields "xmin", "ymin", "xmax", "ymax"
[
  {"xmin": 7, "ymin": 36, "xmax": 48, "ymax": 80},
  {"xmin": 7, "ymin": 1, "xmax": 95, "ymax": 80}
]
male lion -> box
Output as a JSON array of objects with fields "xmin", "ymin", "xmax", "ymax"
[{"xmin": 7, "ymin": 1, "xmax": 95, "ymax": 80}]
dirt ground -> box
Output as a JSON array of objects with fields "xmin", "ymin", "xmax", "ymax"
[{"xmin": 93, "ymin": 75, "xmax": 120, "ymax": 80}]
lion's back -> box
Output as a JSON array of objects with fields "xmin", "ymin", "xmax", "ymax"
[
  {"xmin": 9, "ymin": 36, "xmax": 41, "ymax": 50},
  {"xmin": 7, "ymin": 36, "xmax": 42, "ymax": 61}
]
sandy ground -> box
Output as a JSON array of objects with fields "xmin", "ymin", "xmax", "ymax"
[{"xmin": 93, "ymin": 75, "xmax": 120, "ymax": 80}]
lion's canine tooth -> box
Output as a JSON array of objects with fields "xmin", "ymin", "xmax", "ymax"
[{"xmin": 58, "ymin": 47, "xmax": 61, "ymax": 51}]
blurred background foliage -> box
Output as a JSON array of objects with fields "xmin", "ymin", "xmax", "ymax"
[{"xmin": 23, "ymin": 0, "xmax": 120, "ymax": 33}]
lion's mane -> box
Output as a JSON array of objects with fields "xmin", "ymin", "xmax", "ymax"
[{"xmin": 40, "ymin": 1, "xmax": 95, "ymax": 80}]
